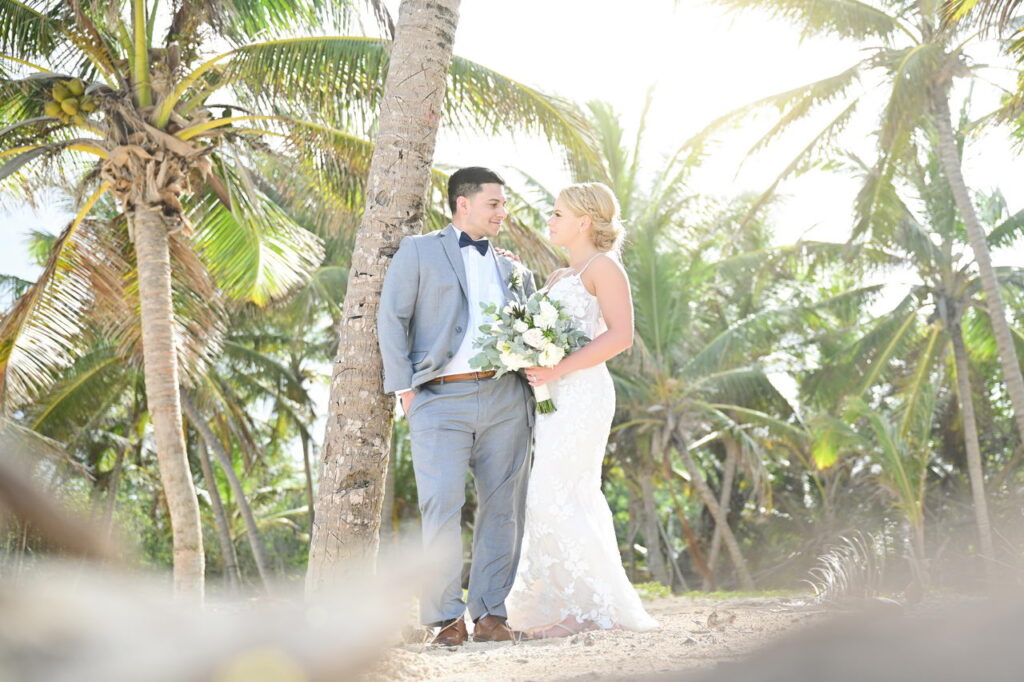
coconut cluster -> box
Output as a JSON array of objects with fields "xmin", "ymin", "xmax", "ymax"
[{"xmin": 44, "ymin": 79, "xmax": 97, "ymax": 126}]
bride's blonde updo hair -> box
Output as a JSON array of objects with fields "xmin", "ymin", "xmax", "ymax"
[{"xmin": 558, "ymin": 182, "xmax": 624, "ymax": 253}]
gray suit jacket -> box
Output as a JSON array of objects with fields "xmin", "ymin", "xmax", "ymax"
[{"xmin": 377, "ymin": 224, "xmax": 537, "ymax": 394}]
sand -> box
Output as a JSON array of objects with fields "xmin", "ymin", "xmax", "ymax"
[{"xmin": 361, "ymin": 595, "xmax": 825, "ymax": 681}]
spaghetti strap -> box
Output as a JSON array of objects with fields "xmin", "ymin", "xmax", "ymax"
[{"xmin": 576, "ymin": 253, "xmax": 605, "ymax": 277}]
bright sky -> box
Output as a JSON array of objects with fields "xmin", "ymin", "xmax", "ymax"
[
  {"xmin": 435, "ymin": 0, "xmax": 1023, "ymax": 245},
  {"xmin": 3, "ymin": 0, "xmax": 1022, "ymax": 289}
]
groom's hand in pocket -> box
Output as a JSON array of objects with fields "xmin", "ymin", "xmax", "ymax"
[{"xmin": 400, "ymin": 390, "xmax": 416, "ymax": 417}]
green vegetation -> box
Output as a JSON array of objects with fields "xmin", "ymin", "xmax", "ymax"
[{"xmin": 3, "ymin": 1, "xmax": 1024, "ymax": 596}]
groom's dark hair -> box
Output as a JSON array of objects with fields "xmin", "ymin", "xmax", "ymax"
[{"xmin": 448, "ymin": 166, "xmax": 505, "ymax": 215}]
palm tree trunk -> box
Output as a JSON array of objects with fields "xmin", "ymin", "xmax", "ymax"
[
  {"xmin": 657, "ymin": 519, "xmax": 690, "ymax": 591},
  {"xmin": 131, "ymin": 207, "xmax": 204, "ymax": 600},
  {"xmin": 306, "ymin": 0, "xmax": 461, "ymax": 593},
  {"xmin": 950, "ymin": 317, "xmax": 997, "ymax": 579},
  {"xmin": 664, "ymin": 478, "xmax": 713, "ymax": 587},
  {"xmin": 705, "ymin": 435, "xmax": 739, "ymax": 589},
  {"xmin": 661, "ymin": 443, "xmax": 713, "ymax": 588},
  {"xmin": 625, "ymin": 482, "xmax": 642, "ymax": 580},
  {"xmin": 181, "ymin": 393, "xmax": 272, "ymax": 591},
  {"xmin": 910, "ymin": 449, "xmax": 929, "ymax": 589},
  {"xmin": 909, "ymin": 519, "xmax": 928, "ymax": 591},
  {"xmin": 300, "ymin": 429, "xmax": 315, "ymax": 533},
  {"xmin": 101, "ymin": 442, "xmax": 128, "ymax": 538},
  {"xmin": 673, "ymin": 426, "xmax": 755, "ymax": 590},
  {"xmin": 639, "ymin": 464, "xmax": 671, "ymax": 586},
  {"xmin": 933, "ymin": 92, "xmax": 1024, "ymax": 450},
  {"xmin": 196, "ymin": 438, "xmax": 240, "ymax": 593}
]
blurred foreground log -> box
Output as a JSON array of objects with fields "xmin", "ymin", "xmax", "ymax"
[
  {"xmin": 0, "ymin": 450, "xmax": 121, "ymax": 563},
  {"xmin": 1, "ymin": 427, "xmax": 419, "ymax": 681}
]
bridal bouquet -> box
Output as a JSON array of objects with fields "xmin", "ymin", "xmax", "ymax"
[{"xmin": 469, "ymin": 292, "xmax": 590, "ymax": 413}]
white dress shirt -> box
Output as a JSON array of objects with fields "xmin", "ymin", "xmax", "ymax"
[{"xmin": 441, "ymin": 228, "xmax": 507, "ymax": 376}]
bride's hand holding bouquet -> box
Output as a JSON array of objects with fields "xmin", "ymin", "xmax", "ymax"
[{"xmin": 469, "ymin": 292, "xmax": 589, "ymax": 413}]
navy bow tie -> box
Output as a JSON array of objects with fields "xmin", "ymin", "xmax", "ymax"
[{"xmin": 458, "ymin": 231, "xmax": 489, "ymax": 256}]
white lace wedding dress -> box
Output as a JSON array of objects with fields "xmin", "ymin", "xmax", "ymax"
[{"xmin": 506, "ymin": 265, "xmax": 659, "ymax": 634}]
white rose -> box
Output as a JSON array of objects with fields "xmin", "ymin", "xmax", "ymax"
[
  {"xmin": 513, "ymin": 320, "xmax": 529, "ymax": 333},
  {"xmin": 539, "ymin": 343, "xmax": 565, "ymax": 367},
  {"xmin": 522, "ymin": 327, "xmax": 547, "ymax": 349},
  {"xmin": 535, "ymin": 300, "xmax": 559, "ymax": 329},
  {"xmin": 499, "ymin": 350, "xmax": 531, "ymax": 371}
]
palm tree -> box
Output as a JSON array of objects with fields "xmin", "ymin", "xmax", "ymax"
[
  {"xmin": 803, "ymin": 125, "xmax": 1024, "ymax": 574},
  {"xmin": 1, "ymin": 1, "xmax": 598, "ymax": 596},
  {"xmin": 706, "ymin": 0, "xmax": 1024, "ymax": 463}
]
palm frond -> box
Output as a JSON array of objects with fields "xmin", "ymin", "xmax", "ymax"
[
  {"xmin": 897, "ymin": 322, "xmax": 944, "ymax": 437},
  {"xmin": 987, "ymin": 207, "xmax": 1024, "ymax": 249},
  {"xmin": 24, "ymin": 343, "xmax": 127, "ymax": 439},
  {"xmin": 190, "ymin": 156, "xmax": 325, "ymax": 306},
  {"xmin": 0, "ymin": 1, "xmax": 118, "ymax": 79},
  {"xmin": 961, "ymin": 302, "xmax": 1000, "ymax": 363},
  {"xmin": 209, "ymin": 36, "xmax": 386, "ymax": 131},
  {"xmin": 0, "ymin": 0, "xmax": 65, "ymax": 60},
  {"xmin": 804, "ymin": 293, "xmax": 921, "ymax": 406},
  {"xmin": 704, "ymin": 402, "xmax": 809, "ymax": 441},
  {"xmin": 89, "ymin": 212, "xmax": 228, "ymax": 385},
  {"xmin": 443, "ymin": 55, "xmax": 601, "ymax": 176},
  {"xmin": 852, "ymin": 157, "xmax": 945, "ymax": 269},
  {"xmin": 944, "ymin": 0, "xmax": 1024, "ymax": 32},
  {"xmin": 221, "ymin": 339, "xmax": 307, "ymax": 400},
  {"xmin": 845, "ymin": 397, "xmax": 927, "ymax": 525},
  {"xmin": 679, "ymin": 62, "xmax": 865, "ymax": 157},
  {"xmin": 182, "ymin": 0, "xmax": 356, "ymax": 45},
  {"xmin": 683, "ymin": 304, "xmax": 812, "ymax": 381},
  {"xmin": 715, "ymin": 0, "xmax": 911, "ymax": 41},
  {"xmin": 586, "ymin": 100, "xmax": 631, "ymax": 195},
  {"xmin": 874, "ymin": 43, "xmax": 949, "ymax": 152},
  {"xmin": 0, "ymin": 137, "xmax": 107, "ymax": 208},
  {"xmin": 0, "ymin": 214, "xmax": 99, "ymax": 410},
  {"xmin": 209, "ymin": 37, "xmax": 601, "ymax": 172},
  {"xmin": 689, "ymin": 366, "xmax": 797, "ymax": 420},
  {"xmin": 740, "ymin": 97, "xmax": 862, "ymax": 227},
  {"xmin": 628, "ymin": 237, "xmax": 692, "ymax": 363},
  {"xmin": 747, "ymin": 64, "xmax": 866, "ymax": 158}
]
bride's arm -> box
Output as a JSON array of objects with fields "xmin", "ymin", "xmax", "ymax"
[{"xmin": 527, "ymin": 256, "xmax": 633, "ymax": 386}]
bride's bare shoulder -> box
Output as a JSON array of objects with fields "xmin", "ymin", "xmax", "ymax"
[{"xmin": 581, "ymin": 254, "xmax": 628, "ymax": 294}]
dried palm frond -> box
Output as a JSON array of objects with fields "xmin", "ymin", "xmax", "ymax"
[{"xmin": 805, "ymin": 531, "xmax": 886, "ymax": 604}]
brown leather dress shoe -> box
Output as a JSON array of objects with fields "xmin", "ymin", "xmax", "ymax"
[
  {"xmin": 472, "ymin": 614, "xmax": 516, "ymax": 642},
  {"xmin": 431, "ymin": 617, "xmax": 468, "ymax": 647}
]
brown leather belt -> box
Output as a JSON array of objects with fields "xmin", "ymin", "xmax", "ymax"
[{"xmin": 428, "ymin": 370, "xmax": 496, "ymax": 384}]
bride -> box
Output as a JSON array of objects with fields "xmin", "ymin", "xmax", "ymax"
[{"xmin": 506, "ymin": 182, "xmax": 659, "ymax": 638}]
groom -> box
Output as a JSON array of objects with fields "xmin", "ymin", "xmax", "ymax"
[{"xmin": 377, "ymin": 167, "xmax": 536, "ymax": 646}]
